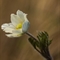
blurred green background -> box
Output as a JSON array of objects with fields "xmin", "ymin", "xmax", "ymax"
[{"xmin": 0, "ymin": 0, "xmax": 60, "ymax": 60}]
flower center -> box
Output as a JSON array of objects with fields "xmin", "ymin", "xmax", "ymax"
[{"xmin": 16, "ymin": 23, "xmax": 22, "ymax": 29}]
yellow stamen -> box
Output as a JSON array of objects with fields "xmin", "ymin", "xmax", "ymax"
[{"xmin": 16, "ymin": 23, "xmax": 22, "ymax": 29}]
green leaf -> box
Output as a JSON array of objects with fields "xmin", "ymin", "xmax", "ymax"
[
  {"xmin": 37, "ymin": 31, "xmax": 52, "ymax": 50},
  {"xmin": 28, "ymin": 37, "xmax": 41, "ymax": 50},
  {"xmin": 28, "ymin": 37, "xmax": 36, "ymax": 48},
  {"xmin": 48, "ymin": 40, "xmax": 52, "ymax": 46}
]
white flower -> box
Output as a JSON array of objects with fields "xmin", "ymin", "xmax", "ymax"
[{"xmin": 1, "ymin": 10, "xmax": 30, "ymax": 37}]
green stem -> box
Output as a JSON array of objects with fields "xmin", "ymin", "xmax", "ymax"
[
  {"xmin": 26, "ymin": 32, "xmax": 38, "ymax": 42},
  {"xmin": 46, "ymin": 56, "xmax": 52, "ymax": 60}
]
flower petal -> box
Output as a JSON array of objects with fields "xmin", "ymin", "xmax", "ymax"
[
  {"xmin": 6, "ymin": 33, "xmax": 22, "ymax": 38},
  {"xmin": 11, "ymin": 14, "xmax": 23, "ymax": 26},
  {"xmin": 1, "ymin": 23, "xmax": 14, "ymax": 33},
  {"xmin": 24, "ymin": 14, "xmax": 28, "ymax": 21},
  {"xmin": 12, "ymin": 29, "xmax": 23, "ymax": 34},
  {"xmin": 22, "ymin": 20, "xmax": 30, "ymax": 32},
  {"xmin": 16, "ymin": 10, "xmax": 27, "ymax": 21}
]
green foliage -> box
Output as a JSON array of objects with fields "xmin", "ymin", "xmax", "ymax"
[
  {"xmin": 28, "ymin": 38, "xmax": 40, "ymax": 49},
  {"xmin": 37, "ymin": 31, "xmax": 52, "ymax": 49},
  {"xmin": 28, "ymin": 38, "xmax": 36, "ymax": 48},
  {"xmin": 28, "ymin": 31, "xmax": 52, "ymax": 60}
]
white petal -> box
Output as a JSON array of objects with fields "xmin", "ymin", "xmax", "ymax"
[
  {"xmin": 1, "ymin": 23, "xmax": 14, "ymax": 33},
  {"xmin": 11, "ymin": 14, "xmax": 23, "ymax": 26},
  {"xmin": 24, "ymin": 14, "xmax": 29, "ymax": 21},
  {"xmin": 22, "ymin": 20, "xmax": 30, "ymax": 32},
  {"xmin": 12, "ymin": 29, "xmax": 23, "ymax": 34},
  {"xmin": 16, "ymin": 10, "xmax": 27, "ymax": 21},
  {"xmin": 6, "ymin": 33, "xmax": 22, "ymax": 38},
  {"xmin": 7, "ymin": 29, "xmax": 23, "ymax": 37}
]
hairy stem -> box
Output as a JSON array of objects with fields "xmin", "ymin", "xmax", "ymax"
[{"xmin": 26, "ymin": 32, "xmax": 38, "ymax": 42}]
